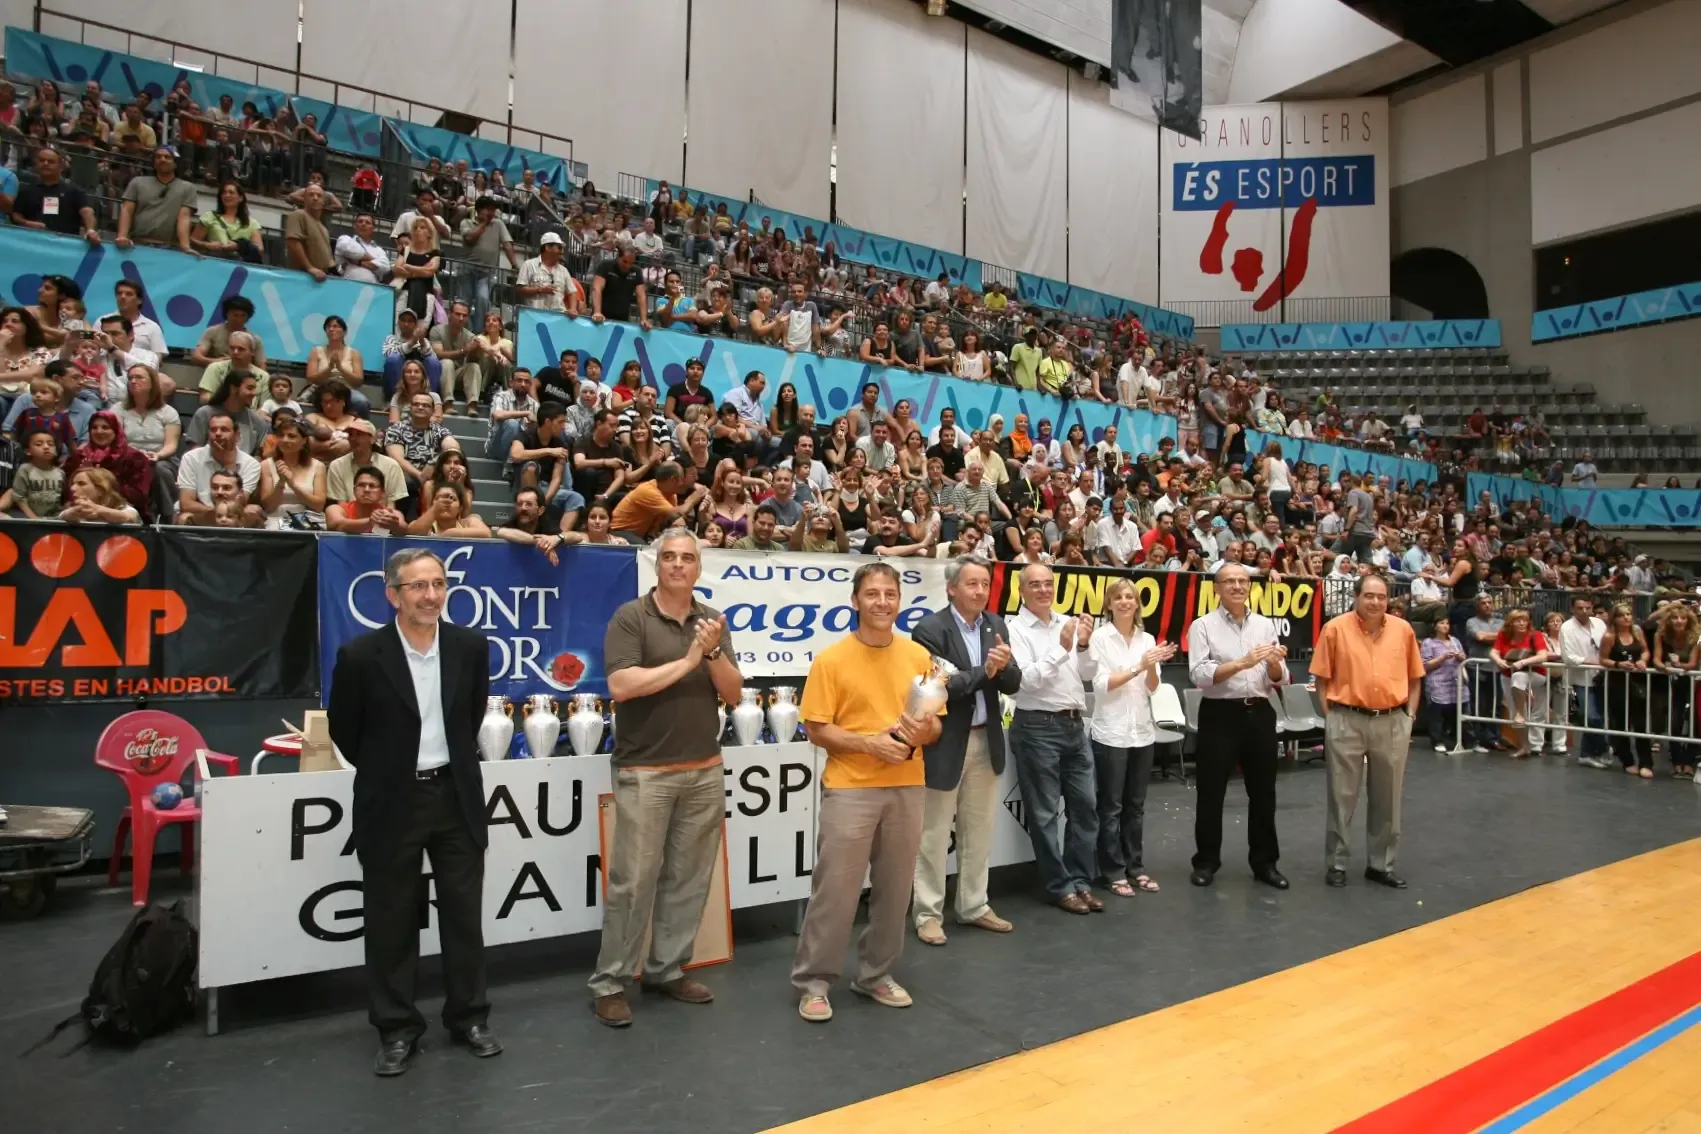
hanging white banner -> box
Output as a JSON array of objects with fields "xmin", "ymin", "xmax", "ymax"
[
  {"xmin": 637, "ymin": 549, "xmax": 953, "ymax": 678},
  {"xmin": 1161, "ymin": 100, "xmax": 1389, "ymax": 306}
]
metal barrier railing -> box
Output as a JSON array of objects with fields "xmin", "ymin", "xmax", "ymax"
[
  {"xmin": 1170, "ymin": 296, "xmax": 1394, "ymax": 328},
  {"xmin": 1452, "ymin": 656, "xmax": 1700, "ymax": 762}
]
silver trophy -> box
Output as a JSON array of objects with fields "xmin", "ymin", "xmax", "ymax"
[
  {"xmin": 477, "ymin": 696, "xmax": 513, "ymax": 762},
  {"xmin": 766, "ymin": 686, "xmax": 801, "ymax": 744},
  {"xmin": 905, "ymin": 656, "xmax": 959, "ymax": 719},
  {"xmin": 889, "ymin": 656, "xmax": 957, "ymax": 755},
  {"xmin": 729, "ymin": 688, "xmax": 766, "ymax": 747},
  {"xmin": 565, "ymin": 694, "xmax": 605, "ymax": 757},
  {"xmin": 521, "ymin": 695, "xmax": 561, "ymax": 759}
]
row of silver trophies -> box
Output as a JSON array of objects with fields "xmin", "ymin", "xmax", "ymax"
[{"xmin": 475, "ymin": 688, "xmax": 807, "ymax": 761}]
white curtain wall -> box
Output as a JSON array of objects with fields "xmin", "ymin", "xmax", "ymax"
[
  {"xmin": 965, "ymin": 26, "xmax": 1067, "ymax": 280},
  {"xmin": 685, "ymin": 0, "xmax": 834, "ymax": 218},
  {"xmin": 1066, "ymin": 73, "xmax": 1158, "ymax": 304},
  {"xmin": 513, "ymin": 0, "xmax": 686, "ymax": 184},
  {"xmin": 302, "ymin": 0, "xmax": 509, "ymax": 122},
  {"xmin": 50, "ymin": 0, "xmax": 301, "ymax": 71},
  {"xmin": 835, "ymin": 0, "xmax": 966, "ymax": 254}
]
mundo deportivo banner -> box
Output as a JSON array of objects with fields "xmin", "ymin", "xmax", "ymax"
[
  {"xmin": 1162, "ymin": 100, "xmax": 1390, "ymax": 308},
  {"xmin": 316, "ymin": 536, "xmax": 638, "ymax": 704},
  {"xmin": 0, "ymin": 522, "xmax": 317, "ymax": 703}
]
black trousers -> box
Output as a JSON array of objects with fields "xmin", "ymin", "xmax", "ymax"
[
  {"xmin": 362, "ymin": 774, "xmax": 489, "ymax": 1044},
  {"xmin": 1193, "ymin": 698, "xmax": 1280, "ymax": 873}
]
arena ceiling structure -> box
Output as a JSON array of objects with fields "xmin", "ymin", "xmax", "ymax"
[{"xmin": 943, "ymin": 0, "xmax": 1633, "ymax": 102}]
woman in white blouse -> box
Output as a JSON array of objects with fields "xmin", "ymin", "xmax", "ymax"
[{"xmin": 1088, "ymin": 578, "xmax": 1178, "ymax": 897}]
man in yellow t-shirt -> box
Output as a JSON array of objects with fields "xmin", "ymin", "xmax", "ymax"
[{"xmin": 791, "ymin": 563, "xmax": 942, "ymax": 1023}]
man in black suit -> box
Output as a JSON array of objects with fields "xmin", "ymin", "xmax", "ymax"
[
  {"xmin": 908, "ymin": 555, "xmax": 1023, "ymax": 946},
  {"xmin": 327, "ymin": 547, "xmax": 502, "ymax": 1077}
]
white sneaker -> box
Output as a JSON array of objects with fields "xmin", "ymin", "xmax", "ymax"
[
  {"xmin": 798, "ymin": 993, "xmax": 833, "ymax": 1022},
  {"xmin": 1472, "ymin": 744, "xmax": 1489, "ymax": 753},
  {"xmin": 1434, "ymin": 744, "xmax": 1448, "ymax": 752},
  {"xmin": 851, "ymin": 978, "xmax": 913, "ymax": 1008}
]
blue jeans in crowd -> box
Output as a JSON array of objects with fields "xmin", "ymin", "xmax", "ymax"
[
  {"xmin": 1572, "ymin": 683, "xmax": 1608, "ymax": 760},
  {"xmin": 1465, "ymin": 664, "xmax": 1504, "ymax": 749},
  {"xmin": 383, "ymin": 352, "xmax": 442, "ymax": 399},
  {"xmin": 509, "ymin": 458, "xmax": 584, "ymax": 518},
  {"xmin": 1009, "ymin": 709, "xmax": 1098, "ymax": 901},
  {"xmin": 487, "ymin": 417, "xmax": 524, "ymax": 462}
]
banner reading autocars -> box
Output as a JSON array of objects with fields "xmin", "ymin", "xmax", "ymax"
[{"xmin": 0, "ymin": 522, "xmax": 318, "ymax": 702}]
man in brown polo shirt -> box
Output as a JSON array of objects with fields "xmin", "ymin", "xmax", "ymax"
[
  {"xmin": 1308, "ymin": 572, "xmax": 1426, "ymax": 890},
  {"xmin": 589, "ymin": 529, "xmax": 744, "ymax": 1027}
]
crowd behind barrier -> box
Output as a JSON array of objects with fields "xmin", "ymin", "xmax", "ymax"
[
  {"xmin": 515, "ymin": 310, "xmax": 1178, "ymax": 455},
  {"xmin": 633, "ymin": 178, "xmax": 1196, "ymax": 339},
  {"xmin": 3, "ymin": 27, "xmax": 577, "ymax": 189}
]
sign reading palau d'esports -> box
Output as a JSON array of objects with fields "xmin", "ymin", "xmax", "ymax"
[
  {"xmin": 1162, "ymin": 100, "xmax": 1390, "ymax": 309},
  {"xmin": 196, "ymin": 745, "xmax": 825, "ymax": 989},
  {"xmin": 0, "ymin": 521, "xmax": 317, "ymax": 703},
  {"xmin": 315, "ymin": 536, "xmax": 639, "ymax": 703}
]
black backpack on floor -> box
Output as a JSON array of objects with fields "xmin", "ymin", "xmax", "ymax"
[{"xmin": 25, "ymin": 900, "xmax": 198, "ymax": 1054}]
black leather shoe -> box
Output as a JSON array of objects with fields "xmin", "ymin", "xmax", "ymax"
[
  {"xmin": 451, "ymin": 1024, "xmax": 503, "ymax": 1058},
  {"xmin": 1325, "ymin": 867, "xmax": 1347, "ymax": 887},
  {"xmin": 374, "ymin": 1038, "xmax": 418, "ymax": 1077},
  {"xmin": 1365, "ymin": 868, "xmax": 1408, "ymax": 889},
  {"xmin": 1253, "ymin": 868, "xmax": 1290, "ymax": 890},
  {"xmin": 1189, "ymin": 867, "xmax": 1215, "ymax": 887}
]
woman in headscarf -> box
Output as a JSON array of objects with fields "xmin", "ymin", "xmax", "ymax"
[{"xmin": 66, "ymin": 410, "xmax": 153, "ymax": 520}]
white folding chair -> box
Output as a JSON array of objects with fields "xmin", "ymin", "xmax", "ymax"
[
  {"xmin": 1179, "ymin": 687, "xmax": 1203, "ymax": 783},
  {"xmin": 1151, "ymin": 682, "xmax": 1189, "ymax": 783},
  {"xmin": 1281, "ymin": 684, "xmax": 1327, "ymax": 761}
]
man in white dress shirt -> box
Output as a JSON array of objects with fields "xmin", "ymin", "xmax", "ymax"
[
  {"xmin": 1186, "ymin": 562, "xmax": 1289, "ymax": 890},
  {"xmin": 1007, "ymin": 564, "xmax": 1102, "ymax": 914},
  {"xmin": 1559, "ymin": 596, "xmax": 1611, "ymax": 768}
]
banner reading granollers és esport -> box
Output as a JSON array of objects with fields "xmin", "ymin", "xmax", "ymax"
[
  {"xmin": 1161, "ymin": 100, "xmax": 1389, "ymax": 308},
  {"xmin": 0, "ymin": 522, "xmax": 318, "ymax": 703},
  {"xmin": 984, "ymin": 561, "xmax": 1322, "ymax": 656}
]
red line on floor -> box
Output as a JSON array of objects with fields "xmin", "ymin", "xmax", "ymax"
[{"xmin": 1329, "ymin": 947, "xmax": 1701, "ymax": 1134}]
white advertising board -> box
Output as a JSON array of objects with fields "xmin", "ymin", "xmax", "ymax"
[
  {"xmin": 638, "ymin": 549, "xmax": 953, "ymax": 678},
  {"xmin": 199, "ymin": 744, "xmax": 1045, "ymax": 989}
]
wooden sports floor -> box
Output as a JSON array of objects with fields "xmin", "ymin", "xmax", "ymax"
[{"xmin": 769, "ymin": 839, "xmax": 1701, "ymax": 1134}]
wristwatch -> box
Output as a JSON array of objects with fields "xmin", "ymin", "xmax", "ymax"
[{"xmin": 703, "ymin": 646, "xmax": 724, "ymax": 661}]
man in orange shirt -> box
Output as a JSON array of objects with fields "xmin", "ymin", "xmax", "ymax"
[
  {"xmin": 609, "ymin": 462, "xmax": 706, "ymax": 544},
  {"xmin": 791, "ymin": 563, "xmax": 943, "ymax": 1023},
  {"xmin": 1308, "ymin": 573, "xmax": 1425, "ymax": 890}
]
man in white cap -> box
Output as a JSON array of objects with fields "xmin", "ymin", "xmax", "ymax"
[{"xmin": 515, "ymin": 232, "xmax": 575, "ymax": 313}]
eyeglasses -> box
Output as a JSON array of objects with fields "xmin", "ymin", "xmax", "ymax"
[{"xmin": 396, "ymin": 579, "xmax": 448, "ymax": 595}]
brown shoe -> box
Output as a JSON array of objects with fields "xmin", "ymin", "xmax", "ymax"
[
  {"xmin": 592, "ymin": 992, "xmax": 632, "ymax": 1027},
  {"xmin": 644, "ymin": 977, "xmax": 714, "ymax": 1004},
  {"xmin": 1078, "ymin": 889, "xmax": 1105, "ymax": 913},
  {"xmin": 916, "ymin": 918, "xmax": 947, "ymax": 946},
  {"xmin": 1056, "ymin": 892, "xmax": 1091, "ymax": 915},
  {"xmin": 963, "ymin": 911, "xmax": 1013, "ymax": 933}
]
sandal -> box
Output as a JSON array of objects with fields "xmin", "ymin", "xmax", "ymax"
[
  {"xmin": 1133, "ymin": 874, "xmax": 1160, "ymax": 892},
  {"xmin": 1108, "ymin": 879, "xmax": 1136, "ymax": 898}
]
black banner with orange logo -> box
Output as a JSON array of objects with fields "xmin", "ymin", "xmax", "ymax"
[
  {"xmin": 983, "ymin": 562, "xmax": 1323, "ymax": 656},
  {"xmin": 0, "ymin": 522, "xmax": 317, "ymax": 703}
]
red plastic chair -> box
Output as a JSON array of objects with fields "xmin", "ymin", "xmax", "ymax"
[{"xmin": 95, "ymin": 710, "xmax": 239, "ymax": 906}]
